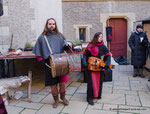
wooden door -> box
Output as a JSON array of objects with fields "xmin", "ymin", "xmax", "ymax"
[
  {"xmin": 143, "ymin": 23, "xmax": 150, "ymax": 69},
  {"xmin": 108, "ymin": 18, "xmax": 127, "ymax": 58},
  {"xmin": 143, "ymin": 23, "xmax": 150, "ymax": 40}
]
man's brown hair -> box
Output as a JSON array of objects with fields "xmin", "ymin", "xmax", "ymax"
[{"xmin": 42, "ymin": 18, "xmax": 60, "ymax": 35}]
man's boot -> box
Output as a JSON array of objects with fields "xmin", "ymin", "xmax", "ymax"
[
  {"xmin": 139, "ymin": 68, "xmax": 145, "ymax": 78},
  {"xmin": 59, "ymin": 83, "xmax": 69, "ymax": 106},
  {"xmin": 50, "ymin": 84, "xmax": 59, "ymax": 108},
  {"xmin": 52, "ymin": 95, "xmax": 59, "ymax": 108},
  {"xmin": 60, "ymin": 92, "xmax": 69, "ymax": 106},
  {"xmin": 133, "ymin": 68, "xmax": 138, "ymax": 77}
]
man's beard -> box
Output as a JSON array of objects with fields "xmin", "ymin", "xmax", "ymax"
[{"xmin": 48, "ymin": 28, "xmax": 56, "ymax": 33}]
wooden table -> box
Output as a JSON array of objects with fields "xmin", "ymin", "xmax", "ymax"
[
  {"xmin": 0, "ymin": 51, "xmax": 35, "ymax": 59},
  {"xmin": 0, "ymin": 51, "xmax": 35, "ymax": 77}
]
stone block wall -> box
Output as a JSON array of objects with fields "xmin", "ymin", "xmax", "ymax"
[
  {"xmin": 0, "ymin": 0, "xmax": 35, "ymax": 53},
  {"xmin": 62, "ymin": 1, "xmax": 150, "ymax": 41}
]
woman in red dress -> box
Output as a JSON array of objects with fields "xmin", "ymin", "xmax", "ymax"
[{"xmin": 82, "ymin": 32, "xmax": 111, "ymax": 105}]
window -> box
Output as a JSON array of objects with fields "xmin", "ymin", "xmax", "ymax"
[
  {"xmin": 79, "ymin": 28, "xmax": 86, "ymax": 41},
  {"xmin": 73, "ymin": 24, "xmax": 92, "ymax": 42}
]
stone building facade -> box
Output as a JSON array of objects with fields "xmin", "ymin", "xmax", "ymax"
[
  {"xmin": 0, "ymin": 0, "xmax": 150, "ymax": 60},
  {"xmin": 62, "ymin": 0, "xmax": 150, "ymax": 59},
  {"xmin": 0, "ymin": 0, "xmax": 34, "ymax": 52},
  {"xmin": 0, "ymin": 0, "xmax": 62, "ymax": 53}
]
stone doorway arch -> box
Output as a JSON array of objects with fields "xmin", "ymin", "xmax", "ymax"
[{"xmin": 100, "ymin": 13, "xmax": 136, "ymax": 59}]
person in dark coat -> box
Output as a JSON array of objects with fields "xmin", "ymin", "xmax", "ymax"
[
  {"xmin": 82, "ymin": 32, "xmax": 111, "ymax": 105},
  {"xmin": 33, "ymin": 18, "xmax": 70, "ymax": 108},
  {"xmin": 128, "ymin": 24, "xmax": 148, "ymax": 78}
]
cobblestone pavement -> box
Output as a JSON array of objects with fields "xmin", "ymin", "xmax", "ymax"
[{"xmin": 5, "ymin": 65, "xmax": 150, "ymax": 114}]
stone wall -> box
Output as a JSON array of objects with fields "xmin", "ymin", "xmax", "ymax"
[
  {"xmin": 62, "ymin": 0, "xmax": 150, "ymax": 60},
  {"xmin": 62, "ymin": 1, "xmax": 150, "ymax": 41},
  {"xmin": 0, "ymin": 0, "xmax": 63, "ymax": 53},
  {"xmin": 0, "ymin": 0, "xmax": 35, "ymax": 52}
]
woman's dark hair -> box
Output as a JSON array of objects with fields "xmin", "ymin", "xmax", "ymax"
[
  {"xmin": 42, "ymin": 18, "xmax": 60, "ymax": 35},
  {"xmin": 89, "ymin": 32, "xmax": 102, "ymax": 47}
]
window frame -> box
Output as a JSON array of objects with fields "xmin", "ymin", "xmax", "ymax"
[{"xmin": 73, "ymin": 24, "xmax": 92, "ymax": 42}]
